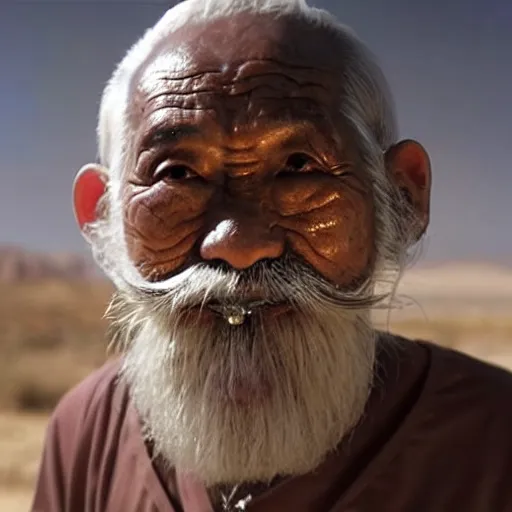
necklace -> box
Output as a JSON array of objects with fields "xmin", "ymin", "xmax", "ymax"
[{"xmin": 220, "ymin": 484, "xmax": 253, "ymax": 511}]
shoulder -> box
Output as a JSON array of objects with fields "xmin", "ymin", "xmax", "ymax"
[
  {"xmin": 46, "ymin": 359, "xmax": 127, "ymax": 456},
  {"xmin": 357, "ymin": 336, "xmax": 512, "ymax": 509},
  {"xmin": 52, "ymin": 358, "xmax": 124, "ymax": 426},
  {"xmin": 408, "ymin": 340, "xmax": 512, "ymax": 504},
  {"xmin": 380, "ymin": 333, "xmax": 512, "ymax": 441},
  {"xmin": 421, "ymin": 340, "xmax": 512, "ymax": 406},
  {"xmin": 32, "ymin": 360, "xmax": 128, "ymax": 510},
  {"xmin": 383, "ymin": 333, "xmax": 512, "ymax": 406},
  {"xmin": 411, "ymin": 339, "xmax": 512, "ymax": 455}
]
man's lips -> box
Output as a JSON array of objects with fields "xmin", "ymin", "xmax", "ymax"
[{"xmin": 184, "ymin": 299, "xmax": 293, "ymax": 320}]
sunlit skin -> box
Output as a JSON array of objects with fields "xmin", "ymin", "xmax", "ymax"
[{"xmin": 74, "ymin": 12, "xmax": 431, "ymax": 295}]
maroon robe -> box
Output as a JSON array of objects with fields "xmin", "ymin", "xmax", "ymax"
[{"xmin": 31, "ymin": 334, "xmax": 512, "ymax": 511}]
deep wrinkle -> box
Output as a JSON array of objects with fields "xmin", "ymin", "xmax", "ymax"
[{"xmin": 122, "ymin": 16, "xmax": 376, "ymax": 285}]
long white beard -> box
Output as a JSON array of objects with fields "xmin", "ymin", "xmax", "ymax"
[{"xmin": 118, "ymin": 284, "xmax": 376, "ymax": 486}]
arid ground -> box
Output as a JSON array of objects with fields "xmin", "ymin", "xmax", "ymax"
[{"xmin": 2, "ymin": 264, "xmax": 512, "ymax": 511}]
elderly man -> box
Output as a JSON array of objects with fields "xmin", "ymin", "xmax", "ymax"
[{"xmin": 32, "ymin": 1, "xmax": 512, "ymax": 511}]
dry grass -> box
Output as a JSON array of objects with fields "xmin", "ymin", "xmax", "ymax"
[
  {"xmin": 0, "ymin": 279, "xmax": 113, "ymax": 508},
  {"xmin": 1, "ymin": 276, "xmax": 511, "ymax": 508},
  {"xmin": 0, "ymin": 413, "xmax": 48, "ymax": 511},
  {"xmin": 0, "ymin": 280, "xmax": 112, "ymax": 411}
]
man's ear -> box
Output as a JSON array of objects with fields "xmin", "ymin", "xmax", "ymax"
[
  {"xmin": 384, "ymin": 139, "xmax": 432, "ymax": 240},
  {"xmin": 73, "ymin": 164, "xmax": 109, "ymax": 241}
]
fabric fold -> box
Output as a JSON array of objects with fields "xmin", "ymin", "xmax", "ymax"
[{"xmin": 177, "ymin": 472, "xmax": 215, "ymax": 512}]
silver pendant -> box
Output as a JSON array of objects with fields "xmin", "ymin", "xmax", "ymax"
[
  {"xmin": 207, "ymin": 304, "xmax": 255, "ymax": 326},
  {"xmin": 227, "ymin": 310, "xmax": 247, "ymax": 326},
  {"xmin": 232, "ymin": 495, "xmax": 252, "ymax": 511},
  {"xmin": 208, "ymin": 300, "xmax": 270, "ymax": 325},
  {"xmin": 221, "ymin": 485, "xmax": 252, "ymax": 511}
]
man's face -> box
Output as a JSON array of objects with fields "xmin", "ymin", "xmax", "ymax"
[
  {"xmin": 76, "ymin": 12, "xmax": 431, "ymax": 487},
  {"xmin": 122, "ymin": 13, "xmax": 375, "ymax": 288}
]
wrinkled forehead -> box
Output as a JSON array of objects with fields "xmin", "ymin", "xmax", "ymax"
[
  {"xmin": 135, "ymin": 12, "xmax": 345, "ymax": 97},
  {"xmin": 126, "ymin": 12, "xmax": 351, "ymax": 145}
]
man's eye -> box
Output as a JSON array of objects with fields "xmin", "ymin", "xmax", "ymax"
[
  {"xmin": 154, "ymin": 161, "xmax": 197, "ymax": 181},
  {"xmin": 280, "ymin": 153, "xmax": 356, "ymax": 179},
  {"xmin": 280, "ymin": 153, "xmax": 317, "ymax": 174}
]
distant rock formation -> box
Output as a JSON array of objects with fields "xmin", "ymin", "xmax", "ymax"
[{"xmin": 0, "ymin": 246, "xmax": 101, "ymax": 282}]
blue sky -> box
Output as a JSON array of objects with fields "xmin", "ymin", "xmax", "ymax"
[{"xmin": 0, "ymin": 0, "xmax": 510, "ymax": 262}]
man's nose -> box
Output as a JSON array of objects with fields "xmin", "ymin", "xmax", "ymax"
[{"xmin": 199, "ymin": 216, "xmax": 285, "ymax": 270}]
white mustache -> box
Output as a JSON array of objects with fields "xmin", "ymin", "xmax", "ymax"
[{"xmin": 120, "ymin": 254, "xmax": 385, "ymax": 313}]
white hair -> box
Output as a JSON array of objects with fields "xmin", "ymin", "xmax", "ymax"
[{"xmin": 90, "ymin": 0, "xmax": 414, "ymax": 298}]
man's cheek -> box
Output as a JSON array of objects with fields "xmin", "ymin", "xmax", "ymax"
[
  {"xmin": 277, "ymin": 186, "xmax": 375, "ymax": 285},
  {"xmin": 122, "ymin": 184, "xmax": 209, "ymax": 278},
  {"xmin": 282, "ymin": 223, "xmax": 374, "ymax": 286},
  {"xmin": 123, "ymin": 182, "xmax": 211, "ymax": 233}
]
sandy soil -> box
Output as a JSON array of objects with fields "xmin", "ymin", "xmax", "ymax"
[{"xmin": 0, "ymin": 413, "xmax": 48, "ymax": 511}]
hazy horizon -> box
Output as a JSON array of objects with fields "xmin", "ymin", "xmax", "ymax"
[{"xmin": 1, "ymin": 0, "xmax": 511, "ymax": 264}]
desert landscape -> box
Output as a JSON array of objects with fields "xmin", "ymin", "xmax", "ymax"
[{"xmin": 1, "ymin": 248, "xmax": 511, "ymax": 511}]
